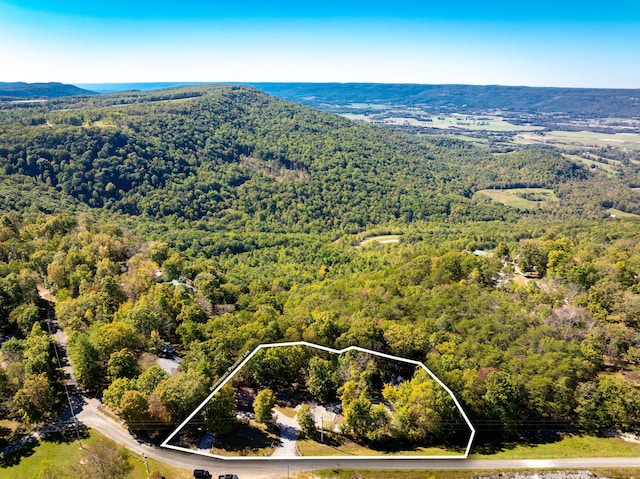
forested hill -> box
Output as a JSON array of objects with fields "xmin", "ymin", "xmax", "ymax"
[
  {"xmin": 248, "ymin": 83, "xmax": 640, "ymax": 117},
  {"xmin": 0, "ymin": 82, "xmax": 95, "ymax": 99},
  {"xmin": 0, "ymin": 84, "xmax": 635, "ymax": 233}
]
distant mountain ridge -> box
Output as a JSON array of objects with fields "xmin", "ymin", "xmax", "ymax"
[
  {"xmin": 75, "ymin": 82, "xmax": 208, "ymax": 94},
  {"xmin": 0, "ymin": 82, "xmax": 95, "ymax": 99},
  {"xmin": 245, "ymin": 83, "xmax": 640, "ymax": 118}
]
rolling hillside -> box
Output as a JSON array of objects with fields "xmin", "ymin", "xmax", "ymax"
[{"xmin": 2, "ymin": 84, "xmax": 633, "ymax": 235}]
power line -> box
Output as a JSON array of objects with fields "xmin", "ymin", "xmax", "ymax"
[{"xmin": 45, "ymin": 302, "xmax": 84, "ymax": 449}]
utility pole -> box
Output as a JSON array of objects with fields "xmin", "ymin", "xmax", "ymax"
[{"xmin": 320, "ymin": 415, "xmax": 324, "ymax": 443}]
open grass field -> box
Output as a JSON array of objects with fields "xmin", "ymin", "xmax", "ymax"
[
  {"xmin": 517, "ymin": 130, "xmax": 640, "ymax": 151},
  {"xmin": 607, "ymin": 208, "xmax": 640, "ymax": 218},
  {"xmin": 380, "ymin": 114, "xmax": 542, "ymax": 132},
  {"xmin": 470, "ymin": 434, "xmax": 640, "ymax": 459},
  {"xmin": 475, "ymin": 188, "xmax": 559, "ymax": 209},
  {"xmin": 562, "ymin": 153, "xmax": 621, "ymax": 176},
  {"xmin": 355, "ymin": 235, "xmax": 402, "ymax": 248},
  {"xmin": 340, "ymin": 112, "xmax": 541, "ymax": 133},
  {"xmin": 306, "ymin": 468, "xmax": 640, "ymax": 479},
  {"xmin": 0, "ymin": 429, "xmax": 191, "ymax": 479}
]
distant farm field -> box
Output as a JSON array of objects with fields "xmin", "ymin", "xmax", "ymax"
[
  {"xmin": 562, "ymin": 153, "xmax": 621, "ymax": 176},
  {"xmin": 517, "ymin": 130, "xmax": 640, "ymax": 150},
  {"xmin": 475, "ymin": 188, "xmax": 559, "ymax": 209}
]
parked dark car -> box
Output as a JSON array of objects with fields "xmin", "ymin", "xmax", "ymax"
[{"xmin": 193, "ymin": 470, "xmax": 212, "ymax": 479}]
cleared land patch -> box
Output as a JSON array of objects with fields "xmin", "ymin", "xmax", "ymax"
[
  {"xmin": 475, "ymin": 188, "xmax": 559, "ymax": 210},
  {"xmin": 562, "ymin": 153, "xmax": 620, "ymax": 176},
  {"xmin": 355, "ymin": 235, "xmax": 402, "ymax": 248},
  {"xmin": 518, "ymin": 130, "xmax": 640, "ymax": 151},
  {"xmin": 607, "ymin": 208, "xmax": 640, "ymax": 218}
]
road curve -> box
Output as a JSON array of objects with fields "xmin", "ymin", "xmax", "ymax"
[{"xmin": 77, "ymin": 399, "xmax": 640, "ymax": 479}]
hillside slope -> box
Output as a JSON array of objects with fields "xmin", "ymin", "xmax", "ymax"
[{"xmin": 1, "ymin": 84, "xmax": 635, "ymax": 233}]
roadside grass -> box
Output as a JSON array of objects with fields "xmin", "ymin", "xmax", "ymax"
[
  {"xmin": 470, "ymin": 434, "xmax": 640, "ymax": 459},
  {"xmin": 0, "ymin": 429, "xmax": 190, "ymax": 479},
  {"xmin": 296, "ymin": 434, "xmax": 462, "ymax": 457},
  {"xmin": 305, "ymin": 468, "xmax": 640, "ymax": 479},
  {"xmin": 130, "ymin": 452, "xmax": 191, "ymax": 479},
  {"xmin": 211, "ymin": 420, "xmax": 278, "ymax": 457},
  {"xmin": 475, "ymin": 188, "xmax": 558, "ymax": 210}
]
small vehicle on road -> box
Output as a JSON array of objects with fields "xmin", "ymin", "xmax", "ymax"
[{"xmin": 193, "ymin": 470, "xmax": 212, "ymax": 479}]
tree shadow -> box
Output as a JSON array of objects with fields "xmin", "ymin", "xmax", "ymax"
[
  {"xmin": 41, "ymin": 424, "xmax": 90, "ymax": 445},
  {"xmin": 0, "ymin": 426, "xmax": 13, "ymax": 448},
  {"xmin": 215, "ymin": 422, "xmax": 274, "ymax": 454},
  {"xmin": 0, "ymin": 438, "xmax": 38, "ymax": 468}
]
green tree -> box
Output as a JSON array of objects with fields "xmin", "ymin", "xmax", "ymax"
[
  {"xmin": 383, "ymin": 376, "xmax": 442, "ymax": 443},
  {"xmin": 367, "ymin": 403, "xmax": 390, "ymax": 442},
  {"xmin": 14, "ymin": 373, "xmax": 60, "ymax": 423},
  {"xmin": 253, "ymin": 388, "xmax": 275, "ymax": 424},
  {"xmin": 155, "ymin": 371, "xmax": 208, "ymax": 421},
  {"xmin": 107, "ymin": 349, "xmax": 139, "ymax": 380},
  {"xmin": 296, "ymin": 404, "xmax": 316, "ymax": 438},
  {"xmin": 119, "ymin": 390, "xmax": 149, "ymax": 427},
  {"xmin": 205, "ymin": 384, "xmax": 236, "ymax": 434},
  {"xmin": 103, "ymin": 377, "xmax": 136, "ymax": 412},
  {"xmin": 484, "ymin": 371, "xmax": 521, "ymax": 435},
  {"xmin": 136, "ymin": 365, "xmax": 169, "ymax": 394},
  {"xmin": 124, "ymin": 304, "xmax": 160, "ymax": 337},
  {"xmin": 68, "ymin": 332, "xmax": 104, "ymax": 390},
  {"xmin": 305, "ymin": 356, "xmax": 338, "ymax": 402},
  {"xmin": 95, "ymin": 322, "xmax": 140, "ymax": 358},
  {"xmin": 341, "ymin": 392, "xmax": 372, "ymax": 439},
  {"xmin": 250, "ymin": 346, "xmax": 306, "ymax": 389},
  {"xmin": 9, "ymin": 303, "xmax": 40, "ymax": 335}
]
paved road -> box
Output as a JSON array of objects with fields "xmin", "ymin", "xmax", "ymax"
[{"xmin": 75, "ymin": 398, "xmax": 640, "ymax": 479}]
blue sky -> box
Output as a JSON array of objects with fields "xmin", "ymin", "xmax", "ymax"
[{"xmin": 1, "ymin": 0, "xmax": 639, "ymax": 87}]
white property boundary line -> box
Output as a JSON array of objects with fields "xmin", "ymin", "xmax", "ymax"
[{"xmin": 161, "ymin": 341, "xmax": 476, "ymax": 460}]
